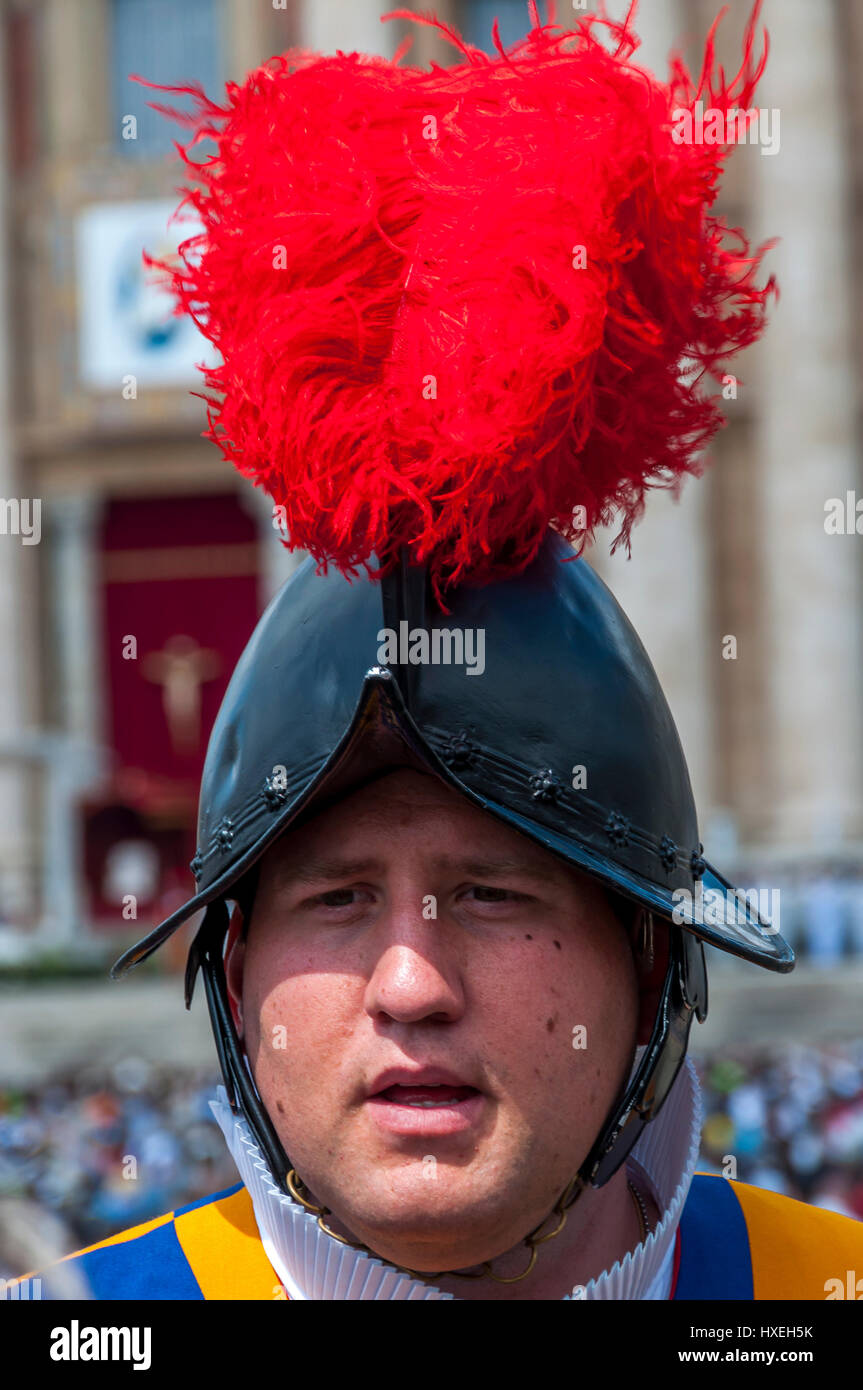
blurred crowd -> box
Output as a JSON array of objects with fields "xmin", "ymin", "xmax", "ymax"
[
  {"xmin": 0, "ymin": 1059, "xmax": 237, "ymax": 1282},
  {"xmin": 1, "ymin": 1043, "xmax": 861, "ymax": 1282},
  {"xmin": 695, "ymin": 1043, "xmax": 863, "ymax": 1218}
]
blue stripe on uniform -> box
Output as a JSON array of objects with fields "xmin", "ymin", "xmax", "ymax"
[
  {"xmin": 72, "ymin": 1218, "xmax": 205, "ymax": 1301},
  {"xmin": 674, "ymin": 1175, "xmax": 754, "ymax": 1300}
]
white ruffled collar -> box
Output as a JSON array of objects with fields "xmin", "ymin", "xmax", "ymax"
[{"xmin": 210, "ymin": 1056, "xmax": 702, "ymax": 1300}]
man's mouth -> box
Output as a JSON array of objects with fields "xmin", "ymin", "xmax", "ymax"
[
  {"xmin": 364, "ymin": 1072, "xmax": 486, "ymax": 1136},
  {"xmin": 376, "ymin": 1084, "xmax": 479, "ymax": 1108}
]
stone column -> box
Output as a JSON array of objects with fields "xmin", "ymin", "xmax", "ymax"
[
  {"xmin": 0, "ymin": 7, "xmax": 33, "ymax": 925},
  {"xmin": 44, "ymin": 0, "xmax": 109, "ymax": 159},
  {"xmin": 0, "ymin": 731, "xmax": 106, "ymax": 949},
  {"xmin": 299, "ymin": 1, "xmax": 397, "ymax": 58},
  {"xmin": 49, "ymin": 492, "xmax": 105, "ymax": 742},
  {"xmin": 750, "ymin": 0, "xmax": 863, "ymax": 851},
  {"xmin": 226, "ymin": 0, "xmax": 275, "ymax": 78},
  {"xmin": 34, "ymin": 493, "xmax": 109, "ymax": 945}
]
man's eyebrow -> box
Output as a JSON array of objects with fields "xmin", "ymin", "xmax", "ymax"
[
  {"xmin": 440, "ymin": 858, "xmax": 560, "ymax": 885},
  {"xmin": 278, "ymin": 858, "xmax": 387, "ymax": 886},
  {"xmin": 276, "ymin": 856, "xmax": 559, "ymax": 886}
]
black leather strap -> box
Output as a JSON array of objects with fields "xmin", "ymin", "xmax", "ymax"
[{"xmin": 190, "ymin": 902, "xmax": 294, "ymax": 1194}]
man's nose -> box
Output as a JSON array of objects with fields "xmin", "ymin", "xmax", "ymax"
[{"xmin": 362, "ymin": 892, "xmax": 465, "ymax": 1025}]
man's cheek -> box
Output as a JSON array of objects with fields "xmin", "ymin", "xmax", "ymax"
[
  {"xmin": 254, "ymin": 986, "xmax": 297, "ymax": 1059},
  {"xmin": 243, "ymin": 986, "xmax": 291, "ymax": 1085},
  {"xmin": 253, "ymin": 987, "xmax": 342, "ymax": 1081}
]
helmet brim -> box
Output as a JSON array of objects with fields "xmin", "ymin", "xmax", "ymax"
[{"xmin": 112, "ymin": 668, "xmax": 793, "ymax": 980}]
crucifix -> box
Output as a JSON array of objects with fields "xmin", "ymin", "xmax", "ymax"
[{"xmin": 142, "ymin": 635, "xmax": 222, "ymax": 756}]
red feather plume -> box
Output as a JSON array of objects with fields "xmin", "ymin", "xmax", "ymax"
[{"xmin": 140, "ymin": 0, "xmax": 776, "ymax": 600}]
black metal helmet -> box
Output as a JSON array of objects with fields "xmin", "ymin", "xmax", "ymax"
[{"xmin": 112, "ymin": 531, "xmax": 792, "ymax": 1194}]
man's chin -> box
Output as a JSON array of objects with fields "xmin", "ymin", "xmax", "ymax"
[{"xmin": 317, "ymin": 1176, "xmax": 527, "ymax": 1274}]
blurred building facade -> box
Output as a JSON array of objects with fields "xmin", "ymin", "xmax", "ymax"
[{"xmin": 0, "ymin": 0, "xmax": 860, "ymax": 967}]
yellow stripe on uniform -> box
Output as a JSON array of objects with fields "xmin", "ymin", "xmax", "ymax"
[
  {"xmin": 731, "ymin": 1180, "xmax": 863, "ymax": 1300},
  {"xmin": 173, "ymin": 1186, "xmax": 282, "ymax": 1300}
]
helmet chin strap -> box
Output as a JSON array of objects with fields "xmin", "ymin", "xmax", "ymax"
[
  {"xmin": 187, "ymin": 901, "xmax": 294, "ymax": 1193},
  {"xmin": 185, "ymin": 899, "xmax": 705, "ymax": 1279}
]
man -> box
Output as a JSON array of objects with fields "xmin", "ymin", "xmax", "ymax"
[{"xmin": 20, "ymin": 1, "xmax": 863, "ymax": 1298}]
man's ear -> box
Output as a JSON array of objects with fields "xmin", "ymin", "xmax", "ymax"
[{"xmin": 224, "ymin": 904, "xmax": 246, "ymax": 1037}]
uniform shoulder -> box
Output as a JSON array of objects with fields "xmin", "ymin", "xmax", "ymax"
[
  {"xmin": 713, "ymin": 1173, "xmax": 863, "ymax": 1300},
  {"xmin": 726, "ymin": 1174, "xmax": 863, "ymax": 1236},
  {"xmin": 11, "ymin": 1183, "xmax": 250, "ymax": 1301}
]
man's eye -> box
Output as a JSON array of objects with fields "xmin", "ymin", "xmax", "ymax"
[
  {"xmin": 314, "ymin": 889, "xmax": 366, "ymax": 908},
  {"xmin": 467, "ymin": 885, "xmax": 520, "ymax": 903}
]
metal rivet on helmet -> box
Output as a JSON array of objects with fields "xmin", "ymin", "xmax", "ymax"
[
  {"xmin": 263, "ymin": 775, "xmax": 289, "ymax": 810},
  {"xmin": 690, "ymin": 844, "xmax": 707, "ymax": 879},
  {"xmin": 442, "ymin": 731, "xmax": 477, "ymax": 770},
  {"xmin": 659, "ymin": 835, "xmax": 677, "ymax": 873},
  {"xmin": 216, "ymin": 818, "xmax": 235, "ymax": 851},
  {"xmin": 605, "ymin": 810, "xmax": 630, "ymax": 847},
  {"xmin": 529, "ymin": 768, "xmax": 562, "ymax": 803},
  {"xmin": 190, "ymin": 850, "xmax": 204, "ymax": 881}
]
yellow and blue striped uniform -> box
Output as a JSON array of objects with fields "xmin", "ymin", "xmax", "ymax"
[{"xmin": 15, "ymin": 1174, "xmax": 863, "ymax": 1300}]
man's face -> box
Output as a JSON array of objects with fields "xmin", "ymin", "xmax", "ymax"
[{"xmin": 225, "ymin": 768, "xmax": 639, "ymax": 1273}]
